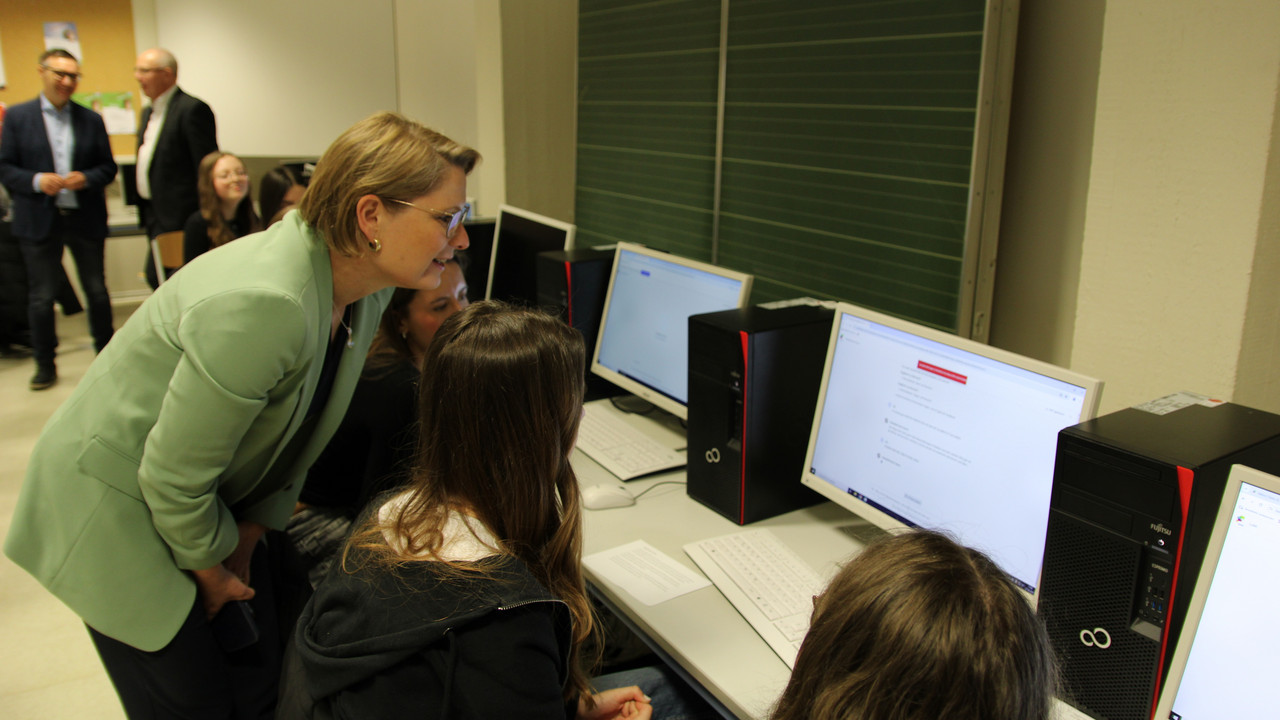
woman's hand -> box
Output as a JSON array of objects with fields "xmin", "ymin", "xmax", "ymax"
[
  {"xmin": 192, "ymin": 564, "xmax": 255, "ymax": 619},
  {"xmin": 223, "ymin": 520, "xmax": 267, "ymax": 584},
  {"xmin": 578, "ymin": 686, "xmax": 653, "ymax": 720}
]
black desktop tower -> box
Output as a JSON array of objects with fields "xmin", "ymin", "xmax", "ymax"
[
  {"xmin": 1039, "ymin": 400, "xmax": 1280, "ymax": 720},
  {"xmin": 535, "ymin": 248, "xmax": 618, "ymax": 400},
  {"xmin": 687, "ymin": 305, "xmax": 832, "ymax": 524}
]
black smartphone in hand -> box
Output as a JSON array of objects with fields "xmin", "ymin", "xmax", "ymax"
[{"xmin": 211, "ymin": 600, "xmax": 260, "ymax": 653}]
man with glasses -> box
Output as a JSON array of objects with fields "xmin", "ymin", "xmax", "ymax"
[
  {"xmin": 134, "ymin": 47, "xmax": 218, "ymax": 288},
  {"xmin": 0, "ymin": 49, "xmax": 118, "ymax": 390}
]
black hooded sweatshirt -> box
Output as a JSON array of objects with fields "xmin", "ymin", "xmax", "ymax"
[{"xmin": 278, "ymin": 546, "xmax": 576, "ymax": 719}]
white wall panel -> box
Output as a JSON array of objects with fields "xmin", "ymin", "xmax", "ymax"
[{"xmin": 154, "ymin": 0, "xmax": 398, "ymax": 157}]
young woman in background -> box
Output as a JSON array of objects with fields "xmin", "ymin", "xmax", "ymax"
[{"xmin": 183, "ymin": 150, "xmax": 262, "ymax": 263}]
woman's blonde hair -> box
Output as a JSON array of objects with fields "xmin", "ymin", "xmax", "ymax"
[{"xmin": 298, "ymin": 112, "xmax": 480, "ymax": 256}]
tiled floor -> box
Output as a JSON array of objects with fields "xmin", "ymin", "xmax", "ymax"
[{"xmin": 1, "ymin": 302, "xmax": 138, "ymax": 719}]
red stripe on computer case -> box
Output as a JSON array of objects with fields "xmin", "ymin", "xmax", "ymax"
[
  {"xmin": 739, "ymin": 331, "xmax": 750, "ymax": 525},
  {"xmin": 1152, "ymin": 466, "xmax": 1195, "ymax": 720},
  {"xmin": 918, "ymin": 361, "xmax": 967, "ymax": 384},
  {"xmin": 563, "ymin": 262, "xmax": 574, "ymax": 326}
]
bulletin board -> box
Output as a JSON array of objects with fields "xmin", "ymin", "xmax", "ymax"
[{"xmin": 0, "ymin": 0, "xmax": 140, "ymax": 156}]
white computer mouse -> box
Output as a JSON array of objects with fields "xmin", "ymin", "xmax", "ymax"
[{"xmin": 581, "ymin": 483, "xmax": 636, "ymax": 510}]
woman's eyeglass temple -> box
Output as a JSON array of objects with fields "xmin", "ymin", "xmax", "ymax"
[{"xmin": 385, "ymin": 198, "xmax": 471, "ymax": 238}]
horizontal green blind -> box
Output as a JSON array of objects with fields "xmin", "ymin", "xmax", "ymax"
[
  {"xmin": 576, "ymin": 0, "xmax": 722, "ymax": 261},
  {"xmin": 576, "ymin": 0, "xmax": 995, "ymax": 332}
]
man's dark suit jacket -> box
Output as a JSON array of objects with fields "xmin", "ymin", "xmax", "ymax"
[
  {"xmin": 0, "ymin": 97, "xmax": 118, "ymax": 240},
  {"xmin": 136, "ymin": 87, "xmax": 217, "ymax": 236}
]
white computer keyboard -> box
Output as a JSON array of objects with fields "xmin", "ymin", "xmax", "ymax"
[
  {"xmin": 576, "ymin": 403, "xmax": 686, "ymax": 480},
  {"xmin": 684, "ymin": 529, "xmax": 824, "ymax": 669}
]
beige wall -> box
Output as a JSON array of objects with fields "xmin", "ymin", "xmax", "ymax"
[
  {"xmin": 995, "ymin": 0, "xmax": 1280, "ymax": 416},
  {"xmin": 991, "ymin": 0, "xmax": 1104, "ymax": 367},
  {"xmin": 498, "ymin": 0, "xmax": 577, "ymax": 223},
  {"xmin": 1236, "ymin": 79, "xmax": 1280, "ymax": 407},
  {"xmin": 394, "ymin": 0, "xmax": 506, "ymax": 217},
  {"xmin": 1071, "ymin": 1, "xmax": 1280, "ymax": 414}
]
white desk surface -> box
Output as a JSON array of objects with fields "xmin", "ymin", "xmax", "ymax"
[{"xmin": 574, "ymin": 449, "xmax": 868, "ymax": 719}]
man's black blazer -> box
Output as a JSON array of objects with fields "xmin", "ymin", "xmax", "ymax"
[
  {"xmin": 0, "ymin": 96, "xmax": 118, "ymax": 240},
  {"xmin": 136, "ymin": 87, "xmax": 217, "ymax": 235}
]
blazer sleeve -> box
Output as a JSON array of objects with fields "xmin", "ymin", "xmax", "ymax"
[
  {"xmin": 0, "ymin": 106, "xmax": 41, "ymax": 196},
  {"xmin": 137, "ymin": 287, "xmax": 311, "ymax": 571},
  {"xmin": 77, "ymin": 108, "xmax": 118, "ymax": 189},
  {"xmin": 182, "ymin": 99, "xmax": 218, "ymax": 171}
]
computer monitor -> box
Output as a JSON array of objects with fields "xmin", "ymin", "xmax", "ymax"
[
  {"xmin": 461, "ymin": 217, "xmax": 496, "ymax": 304},
  {"xmin": 1152, "ymin": 464, "xmax": 1280, "ymax": 720},
  {"xmin": 591, "ymin": 242, "xmax": 753, "ymax": 420},
  {"xmin": 484, "ymin": 205, "xmax": 575, "ymax": 305},
  {"xmin": 801, "ymin": 302, "xmax": 1103, "ymax": 600}
]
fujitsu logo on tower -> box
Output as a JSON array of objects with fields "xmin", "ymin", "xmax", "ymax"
[{"xmin": 1150, "ymin": 523, "xmax": 1173, "ymax": 536}]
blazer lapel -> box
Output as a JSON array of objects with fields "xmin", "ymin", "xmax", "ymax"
[
  {"xmin": 137, "ymin": 106, "xmax": 152, "ymax": 149},
  {"xmin": 269, "ymin": 230, "xmax": 388, "ymax": 487}
]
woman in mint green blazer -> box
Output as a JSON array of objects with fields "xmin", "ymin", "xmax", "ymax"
[{"xmin": 4, "ymin": 111, "xmax": 479, "ymax": 718}]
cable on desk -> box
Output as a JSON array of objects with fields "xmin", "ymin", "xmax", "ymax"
[{"xmin": 632, "ymin": 481, "xmax": 687, "ymax": 501}]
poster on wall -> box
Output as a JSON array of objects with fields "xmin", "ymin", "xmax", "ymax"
[
  {"xmin": 44, "ymin": 22, "xmax": 83, "ymax": 61},
  {"xmin": 0, "ymin": 32, "xmax": 7, "ymax": 88},
  {"xmin": 72, "ymin": 91, "xmax": 137, "ymax": 135}
]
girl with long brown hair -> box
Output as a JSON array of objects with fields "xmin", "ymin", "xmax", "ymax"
[
  {"xmin": 286, "ymin": 256, "xmax": 470, "ymax": 586},
  {"xmin": 772, "ymin": 530, "xmax": 1059, "ymax": 720},
  {"xmin": 280, "ymin": 301, "xmax": 653, "ymax": 719},
  {"xmin": 182, "ymin": 150, "xmax": 262, "ymax": 262}
]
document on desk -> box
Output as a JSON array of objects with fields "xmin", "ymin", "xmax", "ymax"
[{"xmin": 584, "ymin": 540, "xmax": 711, "ymax": 606}]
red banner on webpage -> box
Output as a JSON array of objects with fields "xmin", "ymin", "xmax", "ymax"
[{"xmin": 918, "ymin": 361, "xmax": 967, "ymax": 384}]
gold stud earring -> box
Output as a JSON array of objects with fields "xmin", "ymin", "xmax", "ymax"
[{"xmin": 368, "ymin": 237, "xmax": 382, "ymax": 253}]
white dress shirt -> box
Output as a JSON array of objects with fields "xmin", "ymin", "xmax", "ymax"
[
  {"xmin": 135, "ymin": 85, "xmax": 177, "ymax": 201},
  {"xmin": 36, "ymin": 94, "xmax": 78, "ymax": 209}
]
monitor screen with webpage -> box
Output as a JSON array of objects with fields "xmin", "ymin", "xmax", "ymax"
[
  {"xmin": 484, "ymin": 205, "xmax": 575, "ymax": 305},
  {"xmin": 801, "ymin": 303, "xmax": 1103, "ymax": 598},
  {"xmin": 591, "ymin": 242, "xmax": 753, "ymax": 420}
]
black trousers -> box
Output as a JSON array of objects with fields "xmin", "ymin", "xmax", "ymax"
[
  {"xmin": 16, "ymin": 214, "xmax": 114, "ymax": 365},
  {"xmin": 87, "ymin": 543, "xmax": 281, "ymax": 720}
]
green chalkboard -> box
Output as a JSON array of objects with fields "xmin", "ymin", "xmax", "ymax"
[{"xmin": 576, "ymin": 0, "xmax": 1013, "ymax": 334}]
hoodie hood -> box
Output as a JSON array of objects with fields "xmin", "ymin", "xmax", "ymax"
[{"xmin": 289, "ymin": 550, "xmax": 563, "ymax": 712}]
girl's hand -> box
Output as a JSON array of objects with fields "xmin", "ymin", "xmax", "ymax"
[{"xmin": 578, "ymin": 686, "xmax": 653, "ymax": 720}]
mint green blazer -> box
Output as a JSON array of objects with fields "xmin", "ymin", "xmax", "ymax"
[{"xmin": 4, "ymin": 212, "xmax": 392, "ymax": 651}]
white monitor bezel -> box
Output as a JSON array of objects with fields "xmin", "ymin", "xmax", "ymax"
[
  {"xmin": 483, "ymin": 204, "xmax": 576, "ymax": 301},
  {"xmin": 799, "ymin": 301, "xmax": 1103, "ymax": 601},
  {"xmin": 1152, "ymin": 464, "xmax": 1280, "ymax": 719},
  {"xmin": 589, "ymin": 242, "xmax": 753, "ymax": 420}
]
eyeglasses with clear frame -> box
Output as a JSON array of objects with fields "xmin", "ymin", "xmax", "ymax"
[{"xmin": 385, "ymin": 198, "xmax": 471, "ymax": 239}]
